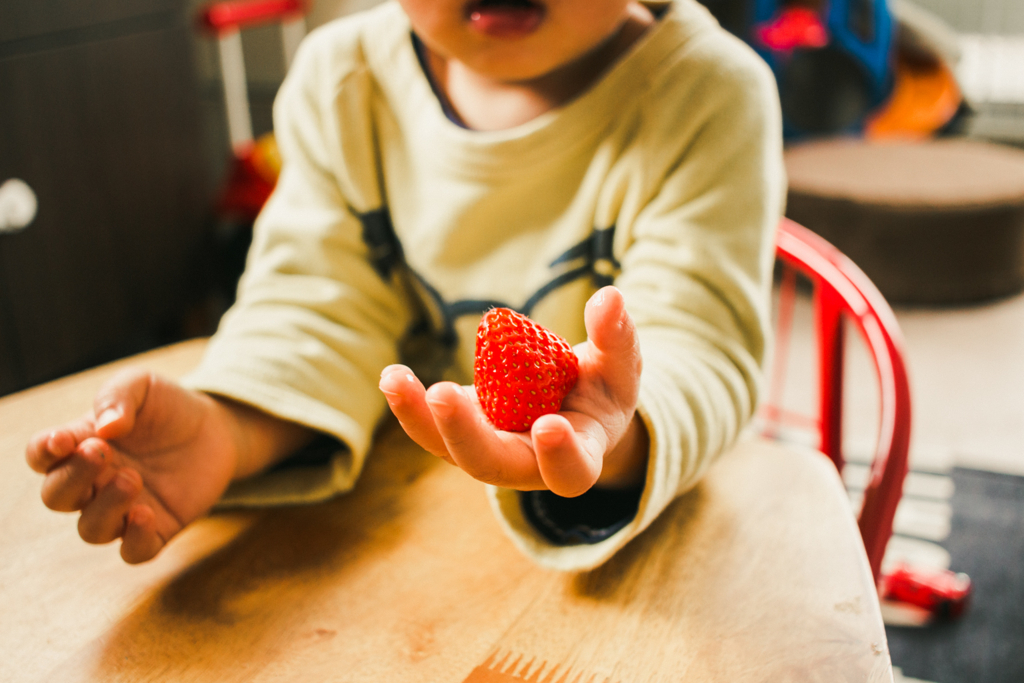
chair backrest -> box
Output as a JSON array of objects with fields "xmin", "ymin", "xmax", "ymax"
[{"xmin": 762, "ymin": 218, "xmax": 911, "ymax": 582}]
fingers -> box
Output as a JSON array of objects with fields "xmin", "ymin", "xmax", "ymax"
[
  {"xmin": 26, "ymin": 417, "xmax": 100, "ymax": 474},
  {"xmin": 382, "ymin": 365, "xmax": 615, "ymax": 497},
  {"xmin": 379, "ymin": 365, "xmax": 450, "ymax": 460},
  {"xmin": 532, "ymin": 414, "xmax": 603, "ymax": 497},
  {"xmin": 26, "ymin": 368, "xmax": 153, "ymax": 474},
  {"xmin": 582, "ymin": 286, "xmax": 642, "ymax": 405},
  {"xmin": 120, "ymin": 505, "xmax": 166, "ymax": 564},
  {"xmin": 41, "ymin": 437, "xmax": 166, "ymax": 562},
  {"xmin": 92, "ymin": 368, "xmax": 153, "ymax": 440},
  {"xmin": 77, "ymin": 469, "xmax": 142, "ymax": 544},
  {"xmin": 27, "ymin": 427, "xmax": 76, "ymax": 474},
  {"xmin": 40, "ymin": 438, "xmax": 114, "ymax": 512},
  {"xmin": 425, "ymin": 382, "xmax": 544, "ymax": 488}
]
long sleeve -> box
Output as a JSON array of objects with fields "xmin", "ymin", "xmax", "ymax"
[
  {"xmin": 487, "ymin": 23, "xmax": 786, "ymax": 570},
  {"xmin": 181, "ymin": 26, "xmax": 414, "ymax": 506},
  {"xmin": 624, "ymin": 44, "xmax": 785, "ymax": 534},
  {"xmin": 174, "ymin": 0, "xmax": 785, "ymax": 562}
]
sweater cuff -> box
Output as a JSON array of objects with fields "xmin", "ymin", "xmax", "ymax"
[
  {"xmin": 519, "ymin": 485, "xmax": 643, "ymax": 545},
  {"xmin": 269, "ymin": 432, "xmax": 345, "ymax": 471}
]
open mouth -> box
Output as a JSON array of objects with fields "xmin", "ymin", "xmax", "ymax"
[
  {"xmin": 465, "ymin": 0, "xmax": 546, "ymax": 38},
  {"xmin": 469, "ymin": 0, "xmax": 543, "ymax": 9}
]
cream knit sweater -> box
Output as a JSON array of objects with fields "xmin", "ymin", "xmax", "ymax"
[{"xmin": 183, "ymin": 0, "xmax": 785, "ymax": 570}]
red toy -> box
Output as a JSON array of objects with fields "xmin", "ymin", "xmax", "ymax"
[
  {"xmin": 880, "ymin": 563, "xmax": 972, "ymax": 622},
  {"xmin": 474, "ymin": 308, "xmax": 579, "ymax": 433},
  {"xmin": 755, "ymin": 7, "xmax": 829, "ymax": 51},
  {"xmin": 197, "ymin": 0, "xmax": 307, "ymax": 222}
]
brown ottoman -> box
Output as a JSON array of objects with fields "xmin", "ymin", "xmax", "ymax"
[{"xmin": 784, "ymin": 138, "xmax": 1024, "ymax": 305}]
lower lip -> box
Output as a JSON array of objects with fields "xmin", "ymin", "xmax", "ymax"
[{"xmin": 466, "ymin": 5, "xmax": 545, "ymax": 39}]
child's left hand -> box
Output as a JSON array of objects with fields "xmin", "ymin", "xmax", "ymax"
[{"xmin": 379, "ymin": 286, "xmax": 648, "ymax": 498}]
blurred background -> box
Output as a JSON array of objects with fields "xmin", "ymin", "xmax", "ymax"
[
  {"xmin": 1, "ymin": 1, "xmax": 1022, "ymax": 681},
  {"xmin": 2, "ymin": 0, "xmax": 1022, "ymax": 394}
]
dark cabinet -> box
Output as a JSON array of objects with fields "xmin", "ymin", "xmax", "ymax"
[{"xmin": 0, "ymin": 1, "xmax": 213, "ymax": 395}]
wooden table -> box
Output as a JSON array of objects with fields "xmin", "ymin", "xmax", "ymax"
[{"xmin": 0, "ymin": 340, "xmax": 893, "ymax": 682}]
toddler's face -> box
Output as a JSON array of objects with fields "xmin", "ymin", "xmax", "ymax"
[{"xmin": 399, "ymin": 0, "xmax": 641, "ymax": 82}]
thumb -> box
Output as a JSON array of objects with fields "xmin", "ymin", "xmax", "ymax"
[
  {"xmin": 582, "ymin": 286, "xmax": 642, "ymax": 406},
  {"xmin": 92, "ymin": 368, "xmax": 153, "ymax": 440}
]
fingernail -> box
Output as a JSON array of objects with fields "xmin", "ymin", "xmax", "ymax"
[
  {"xmin": 426, "ymin": 397, "xmax": 454, "ymax": 419},
  {"xmin": 380, "ymin": 387, "xmax": 402, "ymax": 406},
  {"xmin": 592, "ymin": 288, "xmax": 606, "ymax": 307},
  {"xmin": 87, "ymin": 442, "xmax": 107, "ymax": 462},
  {"xmin": 96, "ymin": 407, "xmax": 122, "ymax": 430},
  {"xmin": 534, "ymin": 427, "xmax": 564, "ymax": 446},
  {"xmin": 127, "ymin": 504, "xmax": 148, "ymax": 527},
  {"xmin": 115, "ymin": 470, "xmax": 138, "ymax": 493},
  {"xmin": 47, "ymin": 431, "xmax": 64, "ymax": 454}
]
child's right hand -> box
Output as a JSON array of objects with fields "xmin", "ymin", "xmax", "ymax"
[
  {"xmin": 380, "ymin": 286, "xmax": 649, "ymax": 498},
  {"xmin": 25, "ymin": 370, "xmax": 241, "ymax": 564}
]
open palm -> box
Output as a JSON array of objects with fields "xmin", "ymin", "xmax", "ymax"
[{"xmin": 379, "ymin": 286, "xmax": 649, "ymax": 497}]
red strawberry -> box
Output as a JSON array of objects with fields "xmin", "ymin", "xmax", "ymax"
[{"xmin": 474, "ymin": 308, "xmax": 579, "ymax": 432}]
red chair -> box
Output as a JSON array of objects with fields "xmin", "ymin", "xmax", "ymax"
[{"xmin": 762, "ymin": 218, "xmax": 912, "ymax": 583}]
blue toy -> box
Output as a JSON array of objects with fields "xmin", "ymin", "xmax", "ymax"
[{"xmin": 705, "ymin": 0, "xmax": 896, "ymax": 138}]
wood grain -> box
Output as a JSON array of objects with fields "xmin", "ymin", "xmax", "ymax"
[{"xmin": 0, "ymin": 340, "xmax": 893, "ymax": 683}]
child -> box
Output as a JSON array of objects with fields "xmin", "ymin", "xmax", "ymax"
[{"xmin": 26, "ymin": 0, "xmax": 784, "ymax": 570}]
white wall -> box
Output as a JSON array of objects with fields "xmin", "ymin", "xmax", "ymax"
[{"xmin": 911, "ymin": 0, "xmax": 1024, "ymax": 35}]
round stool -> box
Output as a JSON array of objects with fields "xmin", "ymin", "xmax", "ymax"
[{"xmin": 784, "ymin": 138, "xmax": 1024, "ymax": 305}]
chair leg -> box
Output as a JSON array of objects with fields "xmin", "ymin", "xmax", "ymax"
[{"xmin": 816, "ymin": 283, "xmax": 846, "ymax": 473}]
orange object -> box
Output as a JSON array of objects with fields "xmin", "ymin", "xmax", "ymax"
[
  {"xmin": 250, "ymin": 132, "xmax": 282, "ymax": 184},
  {"xmin": 217, "ymin": 140, "xmax": 277, "ymax": 221},
  {"xmin": 865, "ymin": 58, "xmax": 961, "ymax": 140}
]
